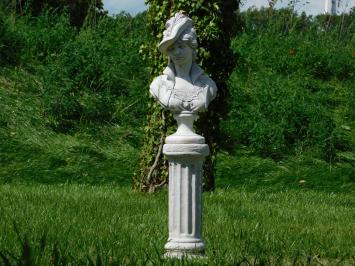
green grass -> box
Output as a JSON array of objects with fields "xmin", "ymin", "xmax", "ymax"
[
  {"xmin": 0, "ymin": 69, "xmax": 141, "ymax": 185},
  {"xmin": 0, "ymin": 184, "xmax": 354, "ymax": 264},
  {"xmin": 216, "ymin": 151, "xmax": 355, "ymax": 193}
]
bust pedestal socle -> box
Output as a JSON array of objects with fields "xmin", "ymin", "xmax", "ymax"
[
  {"xmin": 163, "ymin": 112, "xmax": 209, "ymax": 259},
  {"xmin": 149, "ymin": 11, "xmax": 217, "ymax": 259}
]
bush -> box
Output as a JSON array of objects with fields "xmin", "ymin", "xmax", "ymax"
[
  {"xmin": 17, "ymin": 10, "xmax": 76, "ymax": 65},
  {"xmin": 3, "ymin": 10, "xmax": 149, "ymax": 131},
  {"xmin": 0, "ymin": 13, "xmax": 22, "ymax": 65},
  {"xmin": 13, "ymin": 0, "xmax": 105, "ymax": 27},
  {"xmin": 223, "ymin": 7, "xmax": 354, "ymax": 160},
  {"xmin": 225, "ymin": 70, "xmax": 336, "ymax": 159},
  {"xmin": 39, "ymin": 13, "xmax": 149, "ymax": 131}
]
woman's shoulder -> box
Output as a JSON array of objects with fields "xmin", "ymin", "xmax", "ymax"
[
  {"xmin": 199, "ymin": 74, "xmax": 217, "ymax": 90},
  {"xmin": 150, "ymin": 75, "xmax": 165, "ymax": 88},
  {"xmin": 196, "ymin": 73, "xmax": 217, "ymax": 105},
  {"xmin": 150, "ymin": 75, "xmax": 168, "ymax": 94},
  {"xmin": 149, "ymin": 74, "xmax": 173, "ymax": 108}
]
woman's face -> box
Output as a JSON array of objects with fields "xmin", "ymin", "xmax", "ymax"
[{"xmin": 167, "ymin": 40, "xmax": 193, "ymax": 67}]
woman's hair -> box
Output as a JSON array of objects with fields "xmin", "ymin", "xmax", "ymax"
[{"xmin": 180, "ymin": 26, "xmax": 198, "ymax": 59}]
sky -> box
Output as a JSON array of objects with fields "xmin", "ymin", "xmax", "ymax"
[{"xmin": 103, "ymin": 0, "xmax": 355, "ymax": 16}]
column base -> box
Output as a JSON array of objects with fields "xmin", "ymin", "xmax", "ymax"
[
  {"xmin": 163, "ymin": 251, "xmax": 207, "ymax": 260},
  {"xmin": 164, "ymin": 238, "xmax": 206, "ymax": 259}
]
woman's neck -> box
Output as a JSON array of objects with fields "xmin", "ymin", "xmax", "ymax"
[{"xmin": 175, "ymin": 61, "xmax": 192, "ymax": 81}]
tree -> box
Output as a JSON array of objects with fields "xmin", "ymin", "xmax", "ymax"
[
  {"xmin": 133, "ymin": 0, "xmax": 241, "ymax": 192},
  {"xmin": 9, "ymin": 0, "xmax": 104, "ymax": 27}
]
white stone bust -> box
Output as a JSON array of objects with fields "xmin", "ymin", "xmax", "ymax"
[{"xmin": 149, "ymin": 11, "xmax": 217, "ymax": 113}]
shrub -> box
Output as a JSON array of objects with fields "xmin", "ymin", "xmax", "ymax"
[
  {"xmin": 224, "ymin": 8, "xmax": 354, "ymax": 160},
  {"xmin": 0, "ymin": 13, "xmax": 22, "ymax": 65},
  {"xmin": 225, "ymin": 70, "xmax": 336, "ymax": 159},
  {"xmin": 39, "ymin": 12, "xmax": 149, "ymax": 131},
  {"xmin": 14, "ymin": 0, "xmax": 105, "ymax": 27},
  {"xmin": 14, "ymin": 10, "xmax": 76, "ymax": 66}
]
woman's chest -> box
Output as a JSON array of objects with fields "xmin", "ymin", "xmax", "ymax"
[{"xmin": 173, "ymin": 79, "xmax": 201, "ymax": 101}]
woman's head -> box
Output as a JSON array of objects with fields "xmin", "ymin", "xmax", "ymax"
[
  {"xmin": 158, "ymin": 11, "xmax": 198, "ymax": 61},
  {"xmin": 166, "ymin": 26, "xmax": 198, "ymax": 66}
]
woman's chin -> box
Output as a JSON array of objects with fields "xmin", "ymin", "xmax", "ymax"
[{"xmin": 173, "ymin": 58, "xmax": 185, "ymax": 63}]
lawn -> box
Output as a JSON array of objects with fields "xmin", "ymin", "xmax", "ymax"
[{"xmin": 1, "ymin": 183, "xmax": 354, "ymax": 264}]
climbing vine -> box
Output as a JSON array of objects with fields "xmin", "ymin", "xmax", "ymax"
[{"xmin": 133, "ymin": 0, "xmax": 240, "ymax": 192}]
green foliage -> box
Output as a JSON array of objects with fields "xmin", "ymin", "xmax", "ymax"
[
  {"xmin": 15, "ymin": 10, "xmax": 76, "ymax": 65},
  {"xmin": 4, "ymin": 10, "xmax": 148, "ymax": 130},
  {"xmin": 223, "ymin": 7, "xmax": 354, "ymax": 160},
  {"xmin": 0, "ymin": 13, "xmax": 22, "ymax": 65},
  {"xmin": 134, "ymin": 0, "xmax": 240, "ymax": 192},
  {"xmin": 13, "ymin": 0, "xmax": 105, "ymax": 27},
  {"xmin": 0, "ymin": 5, "xmax": 354, "ymax": 191},
  {"xmin": 38, "ymin": 13, "xmax": 148, "ymax": 130},
  {"xmin": 0, "ymin": 12, "xmax": 148, "ymax": 185}
]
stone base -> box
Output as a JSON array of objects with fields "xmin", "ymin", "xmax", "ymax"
[
  {"xmin": 165, "ymin": 238, "xmax": 205, "ymax": 251},
  {"xmin": 163, "ymin": 251, "xmax": 207, "ymax": 260},
  {"xmin": 164, "ymin": 239, "xmax": 206, "ymax": 259}
]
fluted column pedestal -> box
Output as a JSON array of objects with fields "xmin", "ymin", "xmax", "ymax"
[{"xmin": 163, "ymin": 143, "xmax": 209, "ymax": 259}]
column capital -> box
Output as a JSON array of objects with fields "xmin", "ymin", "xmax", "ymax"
[{"xmin": 163, "ymin": 143, "xmax": 209, "ymax": 157}]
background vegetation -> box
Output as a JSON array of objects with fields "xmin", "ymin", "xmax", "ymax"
[{"xmin": 0, "ymin": 3, "xmax": 354, "ymax": 264}]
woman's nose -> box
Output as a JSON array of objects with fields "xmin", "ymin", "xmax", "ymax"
[{"xmin": 173, "ymin": 47, "xmax": 181, "ymax": 56}]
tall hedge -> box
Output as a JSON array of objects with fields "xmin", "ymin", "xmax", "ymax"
[{"xmin": 133, "ymin": 0, "xmax": 241, "ymax": 192}]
